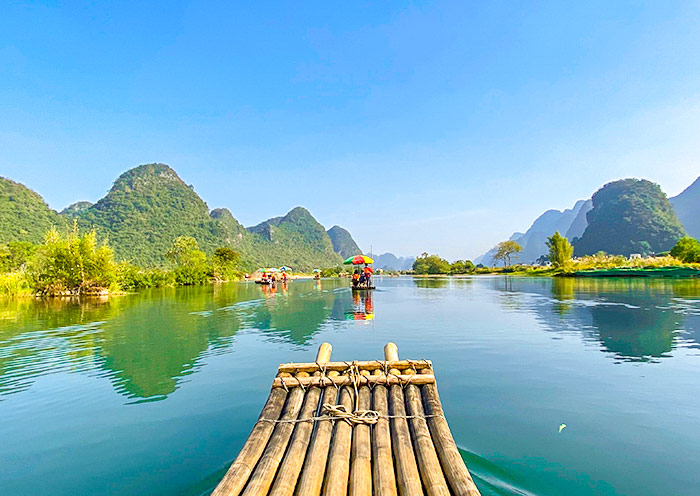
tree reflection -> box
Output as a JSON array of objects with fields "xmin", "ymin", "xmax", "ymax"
[
  {"xmin": 494, "ymin": 277, "xmax": 700, "ymax": 362},
  {"xmin": 413, "ymin": 277, "xmax": 449, "ymax": 289}
]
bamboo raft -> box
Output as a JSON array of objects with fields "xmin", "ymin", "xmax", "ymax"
[{"xmin": 212, "ymin": 342, "xmax": 481, "ymax": 496}]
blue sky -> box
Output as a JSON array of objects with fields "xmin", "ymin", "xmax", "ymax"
[{"xmin": 1, "ymin": 1, "xmax": 699, "ymax": 260}]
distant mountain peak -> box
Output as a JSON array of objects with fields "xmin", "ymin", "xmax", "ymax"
[
  {"xmin": 327, "ymin": 225, "xmax": 362, "ymax": 259},
  {"xmin": 475, "ymin": 199, "xmax": 589, "ymax": 265},
  {"xmin": 670, "ymin": 175, "xmax": 700, "ymax": 239},
  {"xmin": 60, "ymin": 201, "xmax": 93, "ymax": 216},
  {"xmin": 111, "ymin": 163, "xmax": 185, "ymax": 191}
]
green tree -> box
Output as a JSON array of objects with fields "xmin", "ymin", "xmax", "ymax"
[
  {"xmin": 670, "ymin": 236, "xmax": 700, "ymax": 263},
  {"xmin": 412, "ymin": 253, "xmax": 451, "ymax": 274},
  {"xmin": 546, "ymin": 231, "xmax": 574, "ymax": 268},
  {"xmin": 493, "ymin": 241, "xmax": 522, "ymax": 266},
  {"xmin": 166, "ymin": 236, "xmax": 209, "ymax": 285},
  {"xmin": 449, "ymin": 259, "xmax": 475, "ymax": 274},
  {"xmin": 28, "ymin": 224, "xmax": 118, "ymax": 295},
  {"xmin": 0, "ymin": 241, "xmax": 38, "ymax": 272},
  {"xmin": 211, "ymin": 247, "xmax": 241, "ymax": 281}
]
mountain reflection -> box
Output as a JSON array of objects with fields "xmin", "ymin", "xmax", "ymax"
[
  {"xmin": 497, "ymin": 277, "xmax": 700, "ymax": 362},
  {"xmin": 0, "ymin": 285, "xmax": 246, "ymax": 401},
  {"xmin": 0, "ymin": 280, "xmax": 359, "ymax": 402},
  {"xmin": 252, "ymin": 282, "xmax": 338, "ymax": 344}
]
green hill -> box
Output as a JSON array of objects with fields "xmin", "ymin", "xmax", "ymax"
[
  {"xmin": 0, "ymin": 177, "xmax": 65, "ymax": 243},
  {"xmin": 246, "ymin": 207, "xmax": 343, "ymax": 270},
  {"xmin": 54, "ymin": 163, "xmax": 343, "ymax": 270},
  {"xmin": 573, "ymin": 178, "xmax": 685, "ymax": 256},
  {"xmin": 74, "ymin": 164, "xmax": 220, "ymax": 266},
  {"xmin": 327, "ymin": 225, "xmax": 362, "ymax": 259}
]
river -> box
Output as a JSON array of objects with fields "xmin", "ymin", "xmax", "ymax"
[{"xmin": 1, "ymin": 276, "xmax": 699, "ymax": 495}]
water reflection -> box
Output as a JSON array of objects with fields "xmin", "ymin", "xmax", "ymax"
[
  {"xmin": 495, "ymin": 277, "xmax": 700, "ymax": 362},
  {"xmin": 0, "ymin": 280, "xmax": 355, "ymax": 401},
  {"xmin": 413, "ymin": 277, "xmax": 450, "ymax": 289},
  {"xmin": 251, "ymin": 281, "xmax": 337, "ymax": 345}
]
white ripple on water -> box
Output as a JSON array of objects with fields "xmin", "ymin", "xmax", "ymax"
[
  {"xmin": 189, "ymin": 310, "xmax": 213, "ymax": 317},
  {"xmin": 217, "ymin": 299, "xmax": 264, "ymax": 312},
  {"xmin": 0, "ymin": 321, "xmax": 106, "ymax": 398}
]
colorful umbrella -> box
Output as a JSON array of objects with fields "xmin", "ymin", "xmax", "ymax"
[
  {"xmin": 257, "ymin": 268, "xmax": 267, "ymax": 273},
  {"xmin": 267, "ymin": 267, "xmax": 279, "ymax": 273},
  {"xmin": 343, "ymin": 254, "xmax": 374, "ymax": 265},
  {"xmin": 279, "ymin": 266, "xmax": 292, "ymax": 272},
  {"xmin": 313, "ymin": 269, "xmax": 321, "ymax": 273}
]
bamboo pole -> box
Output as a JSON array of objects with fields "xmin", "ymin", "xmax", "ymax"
[
  {"xmin": 269, "ymin": 387, "xmax": 322, "ymax": 496},
  {"xmin": 372, "ymin": 384, "xmax": 397, "ymax": 496},
  {"xmin": 389, "ymin": 385, "xmax": 423, "ymax": 496},
  {"xmin": 241, "ymin": 387, "xmax": 306, "ymax": 496},
  {"xmin": 315, "ymin": 342, "xmax": 333, "ymax": 363},
  {"xmin": 268, "ymin": 343, "xmax": 333, "ymax": 496},
  {"xmin": 349, "ymin": 385, "xmax": 372, "ymax": 496},
  {"xmin": 405, "ymin": 385, "xmax": 450, "ymax": 496},
  {"xmin": 386, "ymin": 344, "xmax": 424, "ymax": 496},
  {"xmin": 212, "ymin": 387, "xmax": 288, "ymax": 496},
  {"xmin": 294, "ymin": 385, "xmax": 339, "ymax": 496},
  {"xmin": 273, "ymin": 374, "xmax": 435, "ymax": 389},
  {"xmin": 421, "ymin": 384, "xmax": 481, "ymax": 496},
  {"xmin": 277, "ymin": 360, "xmax": 432, "ymax": 374},
  {"xmin": 384, "ymin": 342, "xmax": 399, "ymax": 363},
  {"xmin": 322, "ymin": 386, "xmax": 354, "ymax": 496}
]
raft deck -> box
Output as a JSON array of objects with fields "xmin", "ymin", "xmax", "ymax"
[{"xmin": 212, "ymin": 342, "xmax": 481, "ymax": 496}]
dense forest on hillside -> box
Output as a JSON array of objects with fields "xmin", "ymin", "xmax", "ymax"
[
  {"xmin": 0, "ymin": 164, "xmax": 350, "ymax": 272},
  {"xmin": 327, "ymin": 225, "xmax": 362, "ymax": 259},
  {"xmin": 573, "ymin": 179, "xmax": 685, "ymax": 256},
  {"xmin": 0, "ymin": 177, "xmax": 66, "ymax": 243}
]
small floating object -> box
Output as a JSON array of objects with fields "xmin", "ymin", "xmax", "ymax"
[
  {"xmin": 559, "ymin": 423, "xmax": 567, "ymax": 433},
  {"xmin": 212, "ymin": 342, "xmax": 481, "ymax": 495}
]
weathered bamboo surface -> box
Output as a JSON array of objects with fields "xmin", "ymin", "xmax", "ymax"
[{"xmin": 212, "ymin": 342, "xmax": 481, "ymax": 496}]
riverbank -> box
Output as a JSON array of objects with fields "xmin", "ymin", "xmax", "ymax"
[{"xmin": 404, "ymin": 254, "xmax": 700, "ymax": 278}]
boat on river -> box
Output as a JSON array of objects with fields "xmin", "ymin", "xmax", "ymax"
[
  {"xmin": 211, "ymin": 342, "xmax": 481, "ymax": 496},
  {"xmin": 570, "ymin": 266, "xmax": 700, "ymax": 278}
]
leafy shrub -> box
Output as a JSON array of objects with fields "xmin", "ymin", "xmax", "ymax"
[
  {"xmin": 671, "ymin": 237, "xmax": 700, "ymax": 263},
  {"xmin": 28, "ymin": 224, "xmax": 118, "ymax": 295},
  {"xmin": 0, "ymin": 271, "xmax": 32, "ymax": 296},
  {"xmin": 413, "ymin": 253, "xmax": 451, "ymax": 274}
]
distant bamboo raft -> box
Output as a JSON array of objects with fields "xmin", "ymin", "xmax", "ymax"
[{"xmin": 212, "ymin": 342, "xmax": 481, "ymax": 496}]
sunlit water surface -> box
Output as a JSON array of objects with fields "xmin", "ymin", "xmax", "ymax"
[{"xmin": 1, "ymin": 276, "xmax": 700, "ymax": 495}]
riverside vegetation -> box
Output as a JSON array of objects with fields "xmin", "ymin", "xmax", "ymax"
[
  {"xmin": 410, "ymin": 233, "xmax": 700, "ymax": 277},
  {"xmin": 0, "ymin": 223, "xmax": 243, "ymax": 296}
]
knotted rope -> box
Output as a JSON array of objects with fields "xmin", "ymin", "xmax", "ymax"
[
  {"xmin": 322, "ymin": 403, "xmax": 379, "ymax": 425},
  {"xmin": 268, "ymin": 359, "xmax": 438, "ymax": 425}
]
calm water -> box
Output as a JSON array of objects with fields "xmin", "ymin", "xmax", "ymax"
[{"xmin": 1, "ymin": 276, "xmax": 700, "ymax": 495}]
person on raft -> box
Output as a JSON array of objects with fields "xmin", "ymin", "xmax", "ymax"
[
  {"xmin": 352, "ymin": 269, "xmax": 361, "ymax": 288},
  {"xmin": 363, "ymin": 265, "xmax": 372, "ymax": 287}
]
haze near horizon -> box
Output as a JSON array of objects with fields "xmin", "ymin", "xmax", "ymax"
[{"xmin": 2, "ymin": 1, "xmax": 699, "ymax": 260}]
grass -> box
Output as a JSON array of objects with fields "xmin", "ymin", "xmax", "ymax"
[{"xmin": 0, "ymin": 271, "xmax": 33, "ymax": 297}]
